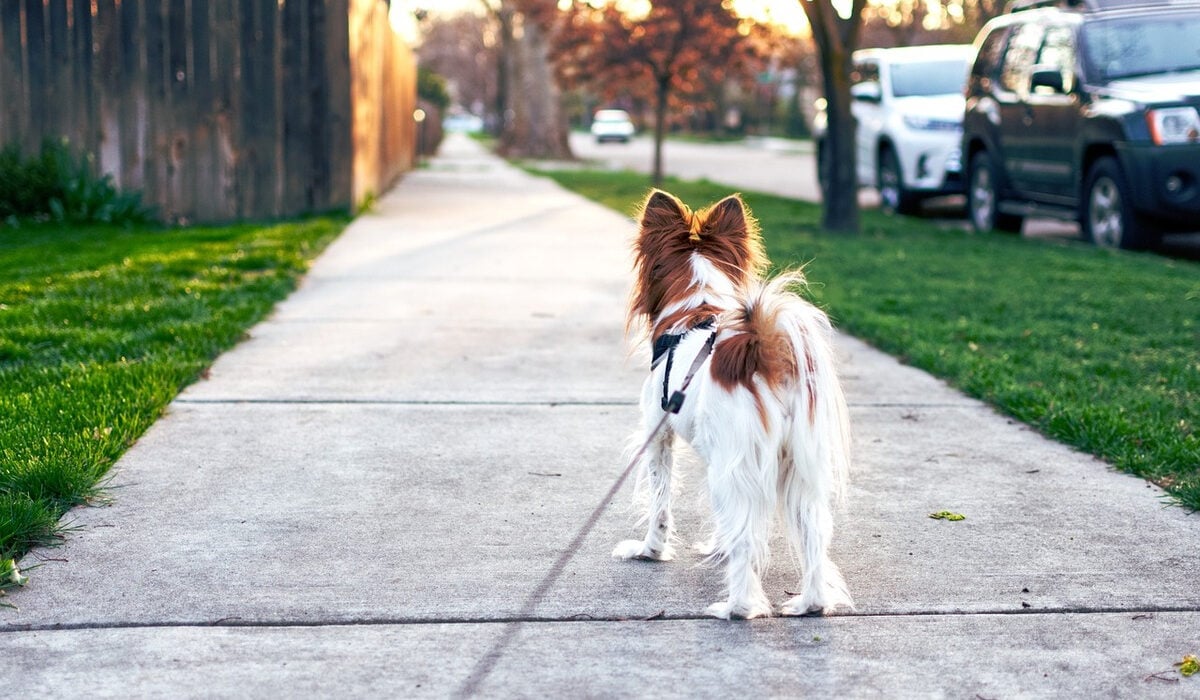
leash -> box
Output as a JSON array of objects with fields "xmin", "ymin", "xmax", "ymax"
[
  {"xmin": 463, "ymin": 331, "xmax": 717, "ymax": 696},
  {"xmin": 616, "ymin": 330, "xmax": 718, "ymax": 483}
]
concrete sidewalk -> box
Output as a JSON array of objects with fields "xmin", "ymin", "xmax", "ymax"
[{"xmin": 3, "ymin": 133, "xmax": 1198, "ymax": 696}]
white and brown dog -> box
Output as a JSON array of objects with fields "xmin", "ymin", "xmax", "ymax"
[{"xmin": 614, "ymin": 189, "xmax": 853, "ymax": 619}]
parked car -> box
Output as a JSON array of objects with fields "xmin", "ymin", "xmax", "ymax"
[
  {"xmin": 962, "ymin": 0, "xmax": 1200, "ymax": 249},
  {"xmin": 814, "ymin": 44, "xmax": 975, "ymax": 215},
  {"xmin": 590, "ymin": 109, "xmax": 635, "ymax": 143}
]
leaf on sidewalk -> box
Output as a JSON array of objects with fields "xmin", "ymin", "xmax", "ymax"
[
  {"xmin": 1, "ymin": 559, "xmax": 28, "ymax": 587},
  {"xmin": 1177, "ymin": 655, "xmax": 1199, "ymax": 677},
  {"xmin": 928, "ymin": 510, "xmax": 966, "ymax": 521}
]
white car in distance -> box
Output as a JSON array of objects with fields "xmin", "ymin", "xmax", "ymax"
[
  {"xmin": 815, "ymin": 44, "xmax": 975, "ymax": 215},
  {"xmin": 590, "ymin": 109, "xmax": 636, "ymax": 143}
]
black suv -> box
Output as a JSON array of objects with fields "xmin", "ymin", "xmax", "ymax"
[{"xmin": 962, "ymin": 0, "xmax": 1200, "ymax": 249}]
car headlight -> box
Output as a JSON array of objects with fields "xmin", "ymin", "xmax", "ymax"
[
  {"xmin": 902, "ymin": 115, "xmax": 961, "ymax": 132},
  {"xmin": 1147, "ymin": 107, "xmax": 1200, "ymax": 145}
]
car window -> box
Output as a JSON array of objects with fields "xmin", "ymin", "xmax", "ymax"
[
  {"xmin": 851, "ymin": 60, "xmax": 880, "ymax": 86},
  {"xmin": 1000, "ymin": 22, "xmax": 1044, "ymax": 95},
  {"xmin": 594, "ymin": 110, "xmax": 630, "ymax": 123},
  {"xmin": 889, "ymin": 59, "xmax": 970, "ymax": 97},
  {"xmin": 1035, "ymin": 25, "xmax": 1077, "ymax": 93},
  {"xmin": 1081, "ymin": 14, "xmax": 1200, "ymax": 81},
  {"xmin": 972, "ymin": 25, "xmax": 1010, "ymax": 82}
]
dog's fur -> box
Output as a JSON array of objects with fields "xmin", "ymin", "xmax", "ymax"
[{"xmin": 613, "ymin": 189, "xmax": 853, "ymax": 619}]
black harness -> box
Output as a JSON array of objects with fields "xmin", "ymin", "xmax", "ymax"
[{"xmin": 651, "ymin": 318, "xmax": 717, "ymax": 412}]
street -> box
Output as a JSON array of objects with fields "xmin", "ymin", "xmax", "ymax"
[{"xmin": 569, "ymin": 131, "xmax": 839, "ymax": 204}]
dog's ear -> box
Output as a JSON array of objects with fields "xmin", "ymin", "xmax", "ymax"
[
  {"xmin": 639, "ymin": 189, "xmax": 690, "ymax": 232},
  {"xmin": 700, "ymin": 193, "xmax": 769, "ymax": 279},
  {"xmin": 703, "ymin": 194, "xmax": 750, "ymax": 240}
]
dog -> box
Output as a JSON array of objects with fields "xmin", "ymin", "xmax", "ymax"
[{"xmin": 613, "ymin": 189, "xmax": 853, "ymax": 619}]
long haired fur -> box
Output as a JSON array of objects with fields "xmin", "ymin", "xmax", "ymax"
[{"xmin": 613, "ymin": 189, "xmax": 852, "ymax": 619}]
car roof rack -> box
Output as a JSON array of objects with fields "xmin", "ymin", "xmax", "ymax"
[
  {"xmin": 1007, "ymin": 0, "xmax": 1199, "ymax": 11},
  {"xmin": 1006, "ymin": 0, "xmax": 1091, "ymax": 12}
]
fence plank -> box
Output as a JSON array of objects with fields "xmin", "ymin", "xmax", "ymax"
[
  {"xmin": 211, "ymin": 0, "xmax": 239, "ymax": 220},
  {"xmin": 280, "ymin": 0, "xmax": 310, "ymax": 213},
  {"xmin": 235, "ymin": 0, "xmax": 275, "ymax": 218},
  {"xmin": 23, "ymin": 0, "xmax": 47, "ymax": 149},
  {"xmin": 0, "ymin": 4, "xmax": 25, "ymax": 145},
  {"xmin": 120, "ymin": 1, "xmax": 145, "ymax": 194},
  {"xmin": 71, "ymin": 0, "xmax": 96, "ymax": 157},
  {"xmin": 189, "ymin": 0, "xmax": 220, "ymax": 222},
  {"xmin": 321, "ymin": 0, "xmax": 353, "ymax": 212},
  {"xmin": 164, "ymin": 0, "xmax": 190, "ymax": 221},
  {"xmin": 142, "ymin": 0, "xmax": 168, "ymax": 218},
  {"xmin": 94, "ymin": 0, "xmax": 122, "ymax": 180},
  {"xmin": 47, "ymin": 0, "xmax": 71, "ymax": 148}
]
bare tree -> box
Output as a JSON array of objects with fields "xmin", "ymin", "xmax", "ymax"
[
  {"xmin": 801, "ymin": 0, "xmax": 868, "ymax": 234},
  {"xmin": 861, "ymin": 0, "xmax": 1001, "ymax": 46},
  {"xmin": 480, "ymin": 0, "xmax": 573, "ymax": 159},
  {"xmin": 416, "ymin": 12, "xmax": 499, "ymax": 120}
]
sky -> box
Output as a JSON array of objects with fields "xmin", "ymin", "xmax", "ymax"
[{"xmin": 391, "ymin": 0, "xmax": 820, "ymax": 38}]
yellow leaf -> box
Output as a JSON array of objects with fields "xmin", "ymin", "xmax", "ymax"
[
  {"xmin": 929, "ymin": 511, "xmax": 965, "ymax": 521},
  {"xmin": 1178, "ymin": 654, "xmax": 1199, "ymax": 677}
]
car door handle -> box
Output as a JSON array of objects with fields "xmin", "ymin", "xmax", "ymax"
[{"xmin": 1022, "ymin": 105, "xmax": 1034, "ymax": 127}]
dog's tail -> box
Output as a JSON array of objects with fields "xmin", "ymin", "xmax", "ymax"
[
  {"xmin": 712, "ymin": 271, "xmax": 851, "ymax": 501},
  {"xmin": 717, "ymin": 271, "xmax": 853, "ymax": 611}
]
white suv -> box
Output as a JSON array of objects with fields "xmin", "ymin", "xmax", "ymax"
[{"xmin": 815, "ymin": 44, "xmax": 975, "ymax": 215}]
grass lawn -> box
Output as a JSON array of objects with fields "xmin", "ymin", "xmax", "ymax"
[
  {"xmin": 0, "ymin": 217, "xmax": 346, "ymax": 578},
  {"xmin": 529, "ymin": 167, "xmax": 1200, "ymax": 511}
]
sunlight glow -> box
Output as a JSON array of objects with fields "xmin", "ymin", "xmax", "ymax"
[
  {"xmin": 729, "ymin": 0, "xmax": 812, "ymax": 36},
  {"xmin": 619, "ymin": 0, "xmax": 653, "ymax": 20},
  {"xmin": 397, "ymin": 0, "xmax": 898, "ymax": 38}
]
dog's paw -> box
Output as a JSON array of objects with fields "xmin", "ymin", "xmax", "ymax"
[
  {"xmin": 779, "ymin": 592, "xmax": 853, "ymax": 617},
  {"xmin": 705, "ymin": 599, "xmax": 772, "ymax": 620},
  {"xmin": 778, "ymin": 597, "xmax": 825, "ymax": 617},
  {"xmin": 612, "ymin": 539, "xmax": 673, "ymax": 561}
]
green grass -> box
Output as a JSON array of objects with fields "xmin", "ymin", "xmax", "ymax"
[
  {"xmin": 665, "ymin": 132, "xmax": 752, "ymax": 144},
  {"xmin": 0, "ymin": 218, "xmax": 347, "ymax": 569},
  {"xmin": 529, "ymin": 167, "xmax": 1200, "ymax": 511}
]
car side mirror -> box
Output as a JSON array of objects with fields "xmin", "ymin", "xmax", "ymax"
[
  {"xmin": 1030, "ymin": 67, "xmax": 1066, "ymax": 94},
  {"xmin": 850, "ymin": 82, "xmax": 883, "ymax": 104}
]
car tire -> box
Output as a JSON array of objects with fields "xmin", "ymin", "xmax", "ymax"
[
  {"xmin": 878, "ymin": 147, "xmax": 920, "ymax": 216},
  {"xmin": 1082, "ymin": 156, "xmax": 1154, "ymax": 250},
  {"xmin": 967, "ymin": 151, "xmax": 1023, "ymax": 234}
]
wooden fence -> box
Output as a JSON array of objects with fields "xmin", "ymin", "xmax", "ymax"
[{"xmin": 0, "ymin": 0, "xmax": 416, "ymax": 223}]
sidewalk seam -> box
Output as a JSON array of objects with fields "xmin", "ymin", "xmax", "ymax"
[
  {"xmin": 4, "ymin": 605, "xmax": 1198, "ymax": 634},
  {"xmin": 172, "ymin": 399, "xmax": 982, "ymax": 408},
  {"xmin": 172, "ymin": 399, "xmax": 638, "ymax": 407}
]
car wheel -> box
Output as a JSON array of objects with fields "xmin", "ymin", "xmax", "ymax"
[
  {"xmin": 967, "ymin": 151, "xmax": 1023, "ymax": 234},
  {"xmin": 878, "ymin": 148, "xmax": 920, "ymax": 216},
  {"xmin": 1082, "ymin": 156, "xmax": 1154, "ymax": 250}
]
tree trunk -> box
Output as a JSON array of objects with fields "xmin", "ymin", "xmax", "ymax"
[
  {"xmin": 496, "ymin": 12, "xmax": 573, "ymax": 159},
  {"xmin": 493, "ymin": 7, "xmax": 513, "ymax": 138},
  {"xmin": 802, "ymin": 0, "xmax": 867, "ymax": 234},
  {"xmin": 652, "ymin": 75, "xmax": 670, "ymax": 186},
  {"xmin": 819, "ymin": 45, "xmax": 858, "ymax": 233}
]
